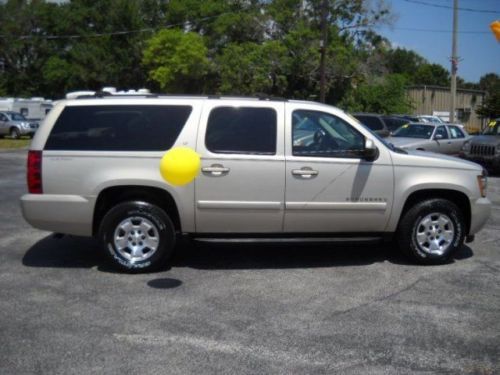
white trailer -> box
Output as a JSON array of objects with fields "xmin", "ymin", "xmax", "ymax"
[{"xmin": 0, "ymin": 97, "xmax": 53, "ymax": 121}]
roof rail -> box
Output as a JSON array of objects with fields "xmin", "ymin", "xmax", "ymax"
[
  {"xmin": 206, "ymin": 95, "xmax": 288, "ymax": 102},
  {"xmin": 75, "ymin": 92, "xmax": 159, "ymax": 99}
]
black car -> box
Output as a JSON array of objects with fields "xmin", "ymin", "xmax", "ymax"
[{"xmin": 352, "ymin": 113, "xmax": 409, "ymax": 137}]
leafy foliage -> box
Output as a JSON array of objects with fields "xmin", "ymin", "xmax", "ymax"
[
  {"xmin": 142, "ymin": 30, "xmax": 210, "ymax": 93},
  {"xmin": 340, "ymin": 74, "xmax": 413, "ymax": 114},
  {"xmin": 0, "ymin": 0, "xmax": 495, "ymax": 116}
]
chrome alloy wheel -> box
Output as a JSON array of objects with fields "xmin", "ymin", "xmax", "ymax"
[
  {"xmin": 415, "ymin": 212, "xmax": 455, "ymax": 256},
  {"xmin": 113, "ymin": 216, "xmax": 159, "ymax": 262}
]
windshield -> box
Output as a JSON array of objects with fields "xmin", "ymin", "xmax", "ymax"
[
  {"xmin": 483, "ymin": 122, "xmax": 500, "ymax": 135},
  {"xmin": 9, "ymin": 113, "xmax": 26, "ymax": 121},
  {"xmin": 392, "ymin": 124, "xmax": 434, "ymax": 139}
]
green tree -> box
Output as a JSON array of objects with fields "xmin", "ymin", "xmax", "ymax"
[
  {"xmin": 476, "ymin": 91, "xmax": 500, "ymax": 119},
  {"xmin": 142, "ymin": 29, "xmax": 211, "ymax": 93},
  {"xmin": 217, "ymin": 41, "xmax": 290, "ymax": 95},
  {"xmin": 412, "ymin": 63, "xmax": 450, "ymax": 87},
  {"xmin": 340, "ymin": 74, "xmax": 412, "ymax": 114}
]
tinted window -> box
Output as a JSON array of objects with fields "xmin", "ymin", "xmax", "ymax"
[
  {"xmin": 293, "ymin": 110, "xmax": 364, "ymax": 158},
  {"xmin": 393, "ymin": 124, "xmax": 434, "ymax": 139},
  {"xmin": 45, "ymin": 105, "xmax": 192, "ymax": 151},
  {"xmin": 205, "ymin": 107, "xmax": 276, "ymax": 155},
  {"xmin": 353, "ymin": 115, "xmax": 384, "ymax": 131},
  {"xmin": 10, "ymin": 113, "xmax": 26, "ymax": 121},
  {"xmin": 382, "ymin": 117, "xmax": 408, "ymax": 132},
  {"xmin": 435, "ymin": 126, "xmax": 448, "ymax": 139},
  {"xmin": 448, "ymin": 125, "xmax": 464, "ymax": 139},
  {"xmin": 0, "ymin": 114, "xmax": 7, "ymax": 121}
]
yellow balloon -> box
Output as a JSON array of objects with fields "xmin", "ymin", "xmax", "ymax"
[{"xmin": 159, "ymin": 147, "xmax": 201, "ymax": 186}]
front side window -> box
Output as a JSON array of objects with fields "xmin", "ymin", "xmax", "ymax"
[
  {"xmin": 45, "ymin": 105, "xmax": 192, "ymax": 151},
  {"xmin": 205, "ymin": 107, "xmax": 277, "ymax": 155},
  {"xmin": 10, "ymin": 113, "xmax": 26, "ymax": 121},
  {"xmin": 434, "ymin": 126, "xmax": 449, "ymax": 139},
  {"xmin": 293, "ymin": 110, "xmax": 364, "ymax": 157},
  {"xmin": 448, "ymin": 126, "xmax": 464, "ymax": 139}
]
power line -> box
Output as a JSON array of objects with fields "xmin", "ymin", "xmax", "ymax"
[
  {"xmin": 391, "ymin": 27, "xmax": 490, "ymax": 34},
  {"xmin": 404, "ymin": 0, "xmax": 500, "ymax": 14},
  {"xmin": 0, "ymin": 13, "xmax": 229, "ymax": 40}
]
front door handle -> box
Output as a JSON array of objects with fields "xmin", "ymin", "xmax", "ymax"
[
  {"xmin": 292, "ymin": 168, "xmax": 319, "ymax": 178},
  {"xmin": 202, "ymin": 164, "xmax": 230, "ymax": 176}
]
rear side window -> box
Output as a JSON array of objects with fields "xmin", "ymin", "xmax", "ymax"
[
  {"xmin": 45, "ymin": 105, "xmax": 192, "ymax": 151},
  {"xmin": 448, "ymin": 125, "xmax": 465, "ymax": 139},
  {"xmin": 354, "ymin": 115, "xmax": 384, "ymax": 131},
  {"xmin": 205, "ymin": 107, "xmax": 276, "ymax": 155}
]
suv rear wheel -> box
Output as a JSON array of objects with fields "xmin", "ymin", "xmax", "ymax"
[
  {"xmin": 397, "ymin": 198, "xmax": 465, "ymax": 264},
  {"xmin": 98, "ymin": 201, "xmax": 176, "ymax": 272}
]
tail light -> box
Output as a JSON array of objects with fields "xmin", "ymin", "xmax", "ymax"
[{"xmin": 27, "ymin": 150, "xmax": 43, "ymax": 194}]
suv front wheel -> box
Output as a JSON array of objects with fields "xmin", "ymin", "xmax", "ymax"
[
  {"xmin": 99, "ymin": 201, "xmax": 176, "ymax": 272},
  {"xmin": 397, "ymin": 198, "xmax": 465, "ymax": 264}
]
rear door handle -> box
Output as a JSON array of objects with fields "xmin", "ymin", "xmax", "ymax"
[
  {"xmin": 292, "ymin": 168, "xmax": 319, "ymax": 178},
  {"xmin": 202, "ymin": 164, "xmax": 230, "ymax": 176}
]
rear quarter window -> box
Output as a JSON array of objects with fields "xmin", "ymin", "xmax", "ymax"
[
  {"xmin": 44, "ymin": 105, "xmax": 192, "ymax": 151},
  {"xmin": 354, "ymin": 115, "xmax": 384, "ymax": 131}
]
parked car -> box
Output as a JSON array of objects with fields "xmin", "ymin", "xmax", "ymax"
[
  {"xmin": 0, "ymin": 111, "xmax": 39, "ymax": 139},
  {"xmin": 460, "ymin": 118, "xmax": 500, "ymax": 172},
  {"xmin": 21, "ymin": 96, "xmax": 490, "ymax": 272},
  {"xmin": 387, "ymin": 122, "xmax": 470, "ymax": 155},
  {"xmin": 352, "ymin": 113, "xmax": 409, "ymax": 137},
  {"xmin": 416, "ymin": 115, "xmax": 445, "ymax": 124}
]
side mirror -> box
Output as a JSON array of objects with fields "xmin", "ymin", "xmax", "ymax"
[
  {"xmin": 363, "ymin": 139, "xmax": 378, "ymax": 161},
  {"xmin": 434, "ymin": 134, "xmax": 443, "ymax": 140}
]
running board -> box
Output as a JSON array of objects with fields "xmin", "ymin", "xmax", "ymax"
[{"xmin": 192, "ymin": 236, "xmax": 383, "ymax": 244}]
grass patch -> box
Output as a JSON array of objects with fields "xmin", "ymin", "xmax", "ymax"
[{"xmin": 0, "ymin": 137, "xmax": 31, "ymax": 149}]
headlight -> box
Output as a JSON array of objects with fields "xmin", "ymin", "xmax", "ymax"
[
  {"xmin": 22, "ymin": 122, "xmax": 30, "ymax": 128},
  {"xmin": 477, "ymin": 170, "xmax": 488, "ymax": 198},
  {"xmin": 462, "ymin": 140, "xmax": 471, "ymax": 152}
]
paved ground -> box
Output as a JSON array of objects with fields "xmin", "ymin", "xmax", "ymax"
[{"xmin": 0, "ymin": 149, "xmax": 499, "ymax": 375}]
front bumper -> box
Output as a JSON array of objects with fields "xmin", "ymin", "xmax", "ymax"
[
  {"xmin": 20, "ymin": 194, "xmax": 95, "ymax": 236},
  {"xmin": 469, "ymin": 197, "xmax": 491, "ymax": 235},
  {"xmin": 460, "ymin": 153, "xmax": 500, "ymax": 170}
]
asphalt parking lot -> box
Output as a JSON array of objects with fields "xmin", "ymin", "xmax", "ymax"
[{"xmin": 0, "ymin": 149, "xmax": 499, "ymax": 375}]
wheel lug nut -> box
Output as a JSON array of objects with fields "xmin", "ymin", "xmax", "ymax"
[{"xmin": 141, "ymin": 235, "xmax": 146, "ymax": 239}]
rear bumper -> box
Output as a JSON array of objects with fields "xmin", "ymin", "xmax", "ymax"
[
  {"xmin": 469, "ymin": 197, "xmax": 491, "ymax": 235},
  {"xmin": 20, "ymin": 194, "xmax": 94, "ymax": 236}
]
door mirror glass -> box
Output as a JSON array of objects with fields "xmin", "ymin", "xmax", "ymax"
[{"xmin": 363, "ymin": 139, "xmax": 378, "ymax": 161}]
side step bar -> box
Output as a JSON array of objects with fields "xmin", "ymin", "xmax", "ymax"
[{"xmin": 192, "ymin": 236, "xmax": 384, "ymax": 244}]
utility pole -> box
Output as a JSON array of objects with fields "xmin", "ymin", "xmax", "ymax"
[
  {"xmin": 450, "ymin": 0, "xmax": 458, "ymax": 123},
  {"xmin": 319, "ymin": 0, "xmax": 328, "ymax": 103}
]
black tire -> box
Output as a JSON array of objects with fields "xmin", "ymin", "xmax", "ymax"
[
  {"xmin": 10, "ymin": 127, "xmax": 21, "ymax": 139},
  {"xmin": 397, "ymin": 198, "xmax": 465, "ymax": 264},
  {"xmin": 98, "ymin": 201, "xmax": 176, "ymax": 272}
]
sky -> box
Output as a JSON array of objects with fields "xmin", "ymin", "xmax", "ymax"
[{"xmin": 376, "ymin": 0, "xmax": 500, "ymax": 83}]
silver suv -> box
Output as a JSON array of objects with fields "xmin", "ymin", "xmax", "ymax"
[
  {"xmin": 0, "ymin": 111, "xmax": 39, "ymax": 139},
  {"xmin": 21, "ymin": 96, "xmax": 491, "ymax": 272}
]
